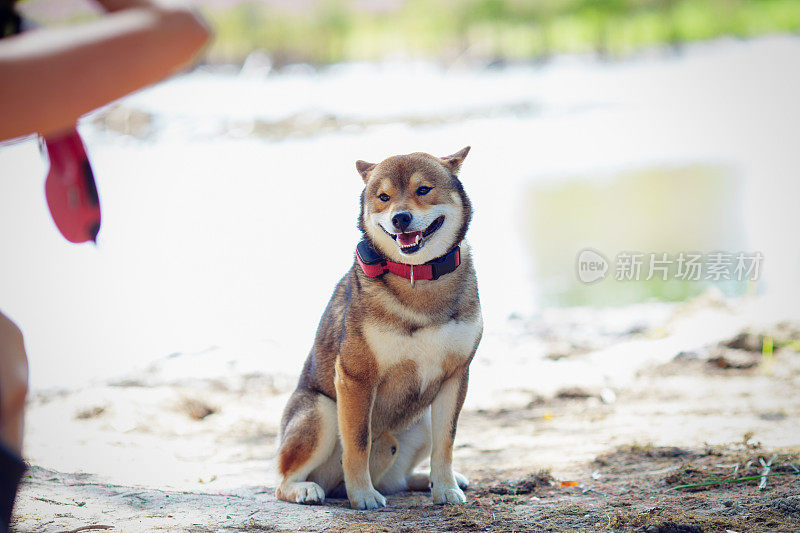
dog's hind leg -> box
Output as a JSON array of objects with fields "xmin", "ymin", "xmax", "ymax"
[
  {"xmin": 375, "ymin": 408, "xmax": 432, "ymax": 494},
  {"xmin": 276, "ymin": 391, "xmax": 338, "ymax": 504},
  {"xmin": 372, "ymin": 408, "xmax": 470, "ymax": 495},
  {"xmin": 319, "ymin": 431, "xmax": 400, "ymax": 499},
  {"xmin": 407, "ymin": 470, "xmax": 469, "ymax": 491}
]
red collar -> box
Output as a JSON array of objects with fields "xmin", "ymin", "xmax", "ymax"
[{"xmin": 356, "ymin": 240, "xmax": 461, "ymax": 283}]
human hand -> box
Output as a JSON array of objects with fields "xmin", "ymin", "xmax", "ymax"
[
  {"xmin": 94, "ymin": 0, "xmax": 159, "ymax": 12},
  {"xmin": 94, "ymin": 0, "xmax": 193, "ymax": 13}
]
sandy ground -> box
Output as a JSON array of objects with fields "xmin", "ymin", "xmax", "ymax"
[{"xmin": 10, "ymin": 293, "xmax": 800, "ymax": 532}]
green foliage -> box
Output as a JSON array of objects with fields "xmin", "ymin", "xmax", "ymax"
[{"xmin": 200, "ymin": 0, "xmax": 800, "ymax": 64}]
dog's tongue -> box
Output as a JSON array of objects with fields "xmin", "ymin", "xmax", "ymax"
[{"xmin": 397, "ymin": 231, "xmax": 421, "ymax": 247}]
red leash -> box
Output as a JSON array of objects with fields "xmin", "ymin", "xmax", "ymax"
[{"xmin": 41, "ymin": 128, "xmax": 102, "ymax": 243}]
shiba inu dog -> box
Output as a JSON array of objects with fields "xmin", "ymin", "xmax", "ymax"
[{"xmin": 276, "ymin": 147, "xmax": 482, "ymax": 510}]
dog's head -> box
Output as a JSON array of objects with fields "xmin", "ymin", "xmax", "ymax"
[{"xmin": 357, "ymin": 147, "xmax": 472, "ymax": 265}]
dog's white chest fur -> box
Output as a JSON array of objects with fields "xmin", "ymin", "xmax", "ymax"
[{"xmin": 363, "ymin": 316, "xmax": 482, "ymax": 391}]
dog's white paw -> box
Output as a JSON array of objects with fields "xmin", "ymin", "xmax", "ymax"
[
  {"xmin": 454, "ymin": 471, "xmax": 470, "ymax": 490},
  {"xmin": 348, "ymin": 487, "xmax": 387, "ymax": 510},
  {"xmin": 278, "ymin": 481, "xmax": 326, "ymax": 504},
  {"xmin": 292, "ymin": 481, "xmax": 326, "ymax": 504},
  {"xmin": 432, "ymin": 484, "xmax": 467, "ymax": 505}
]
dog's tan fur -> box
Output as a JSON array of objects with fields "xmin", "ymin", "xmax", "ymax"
[{"xmin": 276, "ymin": 147, "xmax": 482, "ymax": 509}]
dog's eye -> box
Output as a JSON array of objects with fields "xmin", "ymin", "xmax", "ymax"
[
  {"xmin": 378, "ymin": 193, "xmax": 390, "ymax": 202},
  {"xmin": 416, "ymin": 186, "xmax": 432, "ymax": 196}
]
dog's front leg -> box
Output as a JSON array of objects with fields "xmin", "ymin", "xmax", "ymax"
[
  {"xmin": 335, "ymin": 360, "xmax": 386, "ymax": 510},
  {"xmin": 430, "ymin": 365, "xmax": 469, "ymax": 504}
]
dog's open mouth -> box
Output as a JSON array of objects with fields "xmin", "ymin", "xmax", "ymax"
[{"xmin": 384, "ymin": 216, "xmax": 445, "ymax": 254}]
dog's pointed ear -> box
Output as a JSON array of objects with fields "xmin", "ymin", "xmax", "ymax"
[
  {"xmin": 440, "ymin": 146, "xmax": 470, "ymax": 174},
  {"xmin": 356, "ymin": 160, "xmax": 376, "ymax": 183}
]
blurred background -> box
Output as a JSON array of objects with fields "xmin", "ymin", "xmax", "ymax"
[
  {"xmin": 1, "ymin": 0, "xmax": 799, "ymax": 391},
  {"xmin": 18, "ymin": 0, "xmax": 800, "ymax": 63}
]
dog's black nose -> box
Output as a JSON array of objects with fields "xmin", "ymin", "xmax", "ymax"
[{"xmin": 391, "ymin": 211, "xmax": 412, "ymax": 231}]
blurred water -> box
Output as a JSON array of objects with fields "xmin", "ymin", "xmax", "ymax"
[
  {"xmin": 526, "ymin": 164, "xmax": 748, "ymax": 306},
  {"xmin": 1, "ymin": 36, "xmax": 799, "ymax": 390}
]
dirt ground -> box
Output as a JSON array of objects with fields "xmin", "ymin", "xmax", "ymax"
[{"xmin": 10, "ymin": 295, "xmax": 800, "ymax": 532}]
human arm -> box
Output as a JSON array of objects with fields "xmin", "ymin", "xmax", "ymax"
[{"xmin": 0, "ymin": 1, "xmax": 210, "ymax": 140}]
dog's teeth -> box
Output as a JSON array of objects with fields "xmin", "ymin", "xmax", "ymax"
[{"xmin": 415, "ymin": 234, "xmax": 421, "ymax": 244}]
